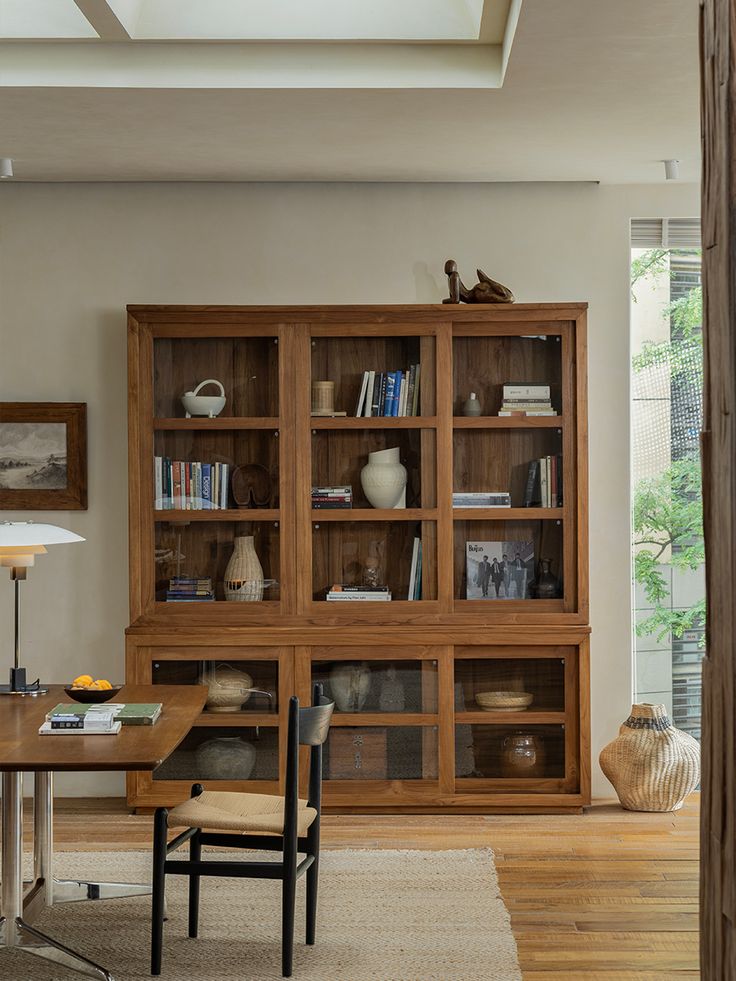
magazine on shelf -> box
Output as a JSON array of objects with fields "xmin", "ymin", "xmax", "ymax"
[{"xmin": 465, "ymin": 540, "xmax": 534, "ymax": 600}]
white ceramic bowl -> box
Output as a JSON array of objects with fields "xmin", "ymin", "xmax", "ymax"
[{"xmin": 181, "ymin": 379, "xmax": 226, "ymax": 418}]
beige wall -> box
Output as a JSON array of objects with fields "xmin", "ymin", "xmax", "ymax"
[{"xmin": 0, "ymin": 180, "xmax": 700, "ymax": 796}]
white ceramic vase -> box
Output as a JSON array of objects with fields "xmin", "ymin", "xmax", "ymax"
[
  {"xmin": 195, "ymin": 737, "xmax": 256, "ymax": 780},
  {"xmin": 330, "ymin": 662, "xmax": 372, "ymax": 712},
  {"xmin": 360, "ymin": 447, "xmax": 407, "ymax": 509},
  {"xmin": 224, "ymin": 535, "xmax": 264, "ymax": 601},
  {"xmin": 599, "ymin": 703, "xmax": 700, "ymax": 812},
  {"xmin": 203, "ymin": 663, "xmax": 254, "ymax": 713}
]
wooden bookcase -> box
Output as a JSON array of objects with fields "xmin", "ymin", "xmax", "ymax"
[{"xmin": 126, "ymin": 304, "xmax": 590, "ymax": 812}]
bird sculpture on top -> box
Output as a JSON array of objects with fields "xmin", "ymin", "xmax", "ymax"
[{"xmin": 443, "ymin": 259, "xmax": 515, "ymax": 304}]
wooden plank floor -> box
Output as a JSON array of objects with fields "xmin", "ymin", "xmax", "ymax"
[{"xmin": 36, "ymin": 795, "xmax": 700, "ymax": 980}]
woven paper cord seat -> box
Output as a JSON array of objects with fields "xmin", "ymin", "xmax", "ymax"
[{"xmin": 168, "ymin": 789, "xmax": 318, "ymax": 837}]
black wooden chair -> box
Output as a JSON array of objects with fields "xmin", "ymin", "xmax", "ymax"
[{"xmin": 150, "ymin": 685, "xmax": 334, "ymax": 978}]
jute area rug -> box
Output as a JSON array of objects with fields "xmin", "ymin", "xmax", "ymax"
[{"xmin": 12, "ymin": 849, "xmax": 521, "ymax": 981}]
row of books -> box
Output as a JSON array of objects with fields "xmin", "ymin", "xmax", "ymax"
[
  {"xmin": 355, "ymin": 366, "xmax": 421, "ymax": 417},
  {"xmin": 498, "ymin": 384, "xmax": 557, "ymax": 417},
  {"xmin": 154, "ymin": 457, "xmax": 230, "ymax": 511},
  {"xmin": 523, "ymin": 455, "xmax": 563, "ymax": 507},
  {"xmin": 39, "ymin": 702, "xmax": 162, "ymax": 736},
  {"xmin": 312, "ymin": 485, "xmax": 352, "ymax": 509},
  {"xmin": 326, "ymin": 585, "xmax": 392, "ymax": 601},
  {"xmin": 452, "ymin": 492, "xmax": 511, "ymax": 509},
  {"xmin": 166, "ymin": 577, "xmax": 215, "ymax": 602}
]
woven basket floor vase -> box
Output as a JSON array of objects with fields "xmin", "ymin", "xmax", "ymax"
[{"xmin": 599, "ymin": 703, "xmax": 700, "ymax": 811}]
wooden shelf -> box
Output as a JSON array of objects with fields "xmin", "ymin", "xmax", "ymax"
[
  {"xmin": 455, "ymin": 711, "xmax": 566, "ymax": 725},
  {"xmin": 311, "ymin": 508, "xmax": 436, "ymax": 522},
  {"xmin": 452, "ymin": 507, "xmax": 563, "ymax": 521},
  {"xmin": 193, "ymin": 713, "xmax": 279, "ymax": 727},
  {"xmin": 329, "ymin": 713, "xmax": 438, "ymax": 727},
  {"xmin": 154, "ymin": 509, "xmax": 280, "ymax": 522},
  {"xmin": 311, "ymin": 416, "xmax": 438, "ymax": 429},
  {"xmin": 154, "ymin": 417, "xmax": 280, "ymax": 430},
  {"xmin": 453, "ymin": 416, "xmax": 563, "ymax": 429}
]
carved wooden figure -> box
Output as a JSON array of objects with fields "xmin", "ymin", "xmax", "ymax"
[{"xmin": 443, "ymin": 259, "xmax": 514, "ymax": 304}]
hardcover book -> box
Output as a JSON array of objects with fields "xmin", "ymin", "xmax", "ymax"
[{"xmin": 465, "ymin": 540, "xmax": 534, "ymax": 600}]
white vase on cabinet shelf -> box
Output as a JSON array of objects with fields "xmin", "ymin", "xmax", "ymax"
[{"xmin": 360, "ymin": 447, "xmax": 407, "ymax": 509}]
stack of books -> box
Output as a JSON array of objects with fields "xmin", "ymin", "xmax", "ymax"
[
  {"xmin": 523, "ymin": 455, "xmax": 563, "ymax": 507},
  {"xmin": 154, "ymin": 457, "xmax": 230, "ymax": 510},
  {"xmin": 166, "ymin": 577, "xmax": 215, "ymax": 602},
  {"xmin": 39, "ymin": 702, "xmax": 164, "ymax": 735},
  {"xmin": 354, "ymin": 366, "xmax": 421, "ymax": 417},
  {"xmin": 326, "ymin": 585, "xmax": 392, "ymax": 601},
  {"xmin": 498, "ymin": 384, "xmax": 557, "ymax": 417},
  {"xmin": 311, "ymin": 485, "xmax": 352, "ymax": 509},
  {"xmin": 452, "ymin": 492, "xmax": 511, "ymax": 509},
  {"xmin": 407, "ymin": 537, "xmax": 422, "ymax": 600},
  {"xmin": 40, "ymin": 704, "xmax": 121, "ymax": 735}
]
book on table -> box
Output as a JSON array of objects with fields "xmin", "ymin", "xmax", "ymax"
[{"xmin": 44, "ymin": 702, "xmax": 163, "ymax": 728}]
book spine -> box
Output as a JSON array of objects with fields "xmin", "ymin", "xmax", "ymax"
[
  {"xmin": 503, "ymin": 385, "xmax": 551, "ymax": 399},
  {"xmin": 550, "ymin": 455, "xmax": 558, "ymax": 507},
  {"xmin": 173, "ymin": 463, "xmax": 182, "ymax": 510},
  {"xmin": 202, "ymin": 464, "xmax": 211, "ymax": 509},
  {"xmin": 370, "ymin": 372, "xmax": 382, "ymax": 415},
  {"xmin": 408, "ymin": 536, "xmax": 418, "ymax": 600},
  {"xmin": 221, "ymin": 463, "xmax": 229, "ymax": 509},
  {"xmin": 364, "ymin": 371, "xmax": 376, "ymax": 418},
  {"xmin": 539, "ymin": 457, "xmax": 548, "ymax": 508},
  {"xmin": 383, "ymin": 372, "xmax": 396, "ymax": 417},
  {"xmin": 154, "ymin": 456, "xmax": 162, "ymax": 509},
  {"xmin": 523, "ymin": 460, "xmax": 539, "ymax": 506},
  {"xmin": 406, "ymin": 365, "xmax": 416, "ymax": 417},
  {"xmin": 398, "ymin": 373, "xmax": 408, "ymax": 417},
  {"xmin": 393, "ymin": 371, "xmax": 402, "ymax": 416},
  {"xmin": 557, "ymin": 453, "xmax": 563, "ymax": 505},
  {"xmin": 412, "ymin": 363, "xmax": 421, "ymax": 416},
  {"xmin": 414, "ymin": 540, "xmax": 422, "ymax": 599},
  {"xmin": 355, "ymin": 370, "xmax": 369, "ymax": 417}
]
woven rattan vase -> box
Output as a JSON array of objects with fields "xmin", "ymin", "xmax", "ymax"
[
  {"xmin": 599, "ymin": 703, "xmax": 700, "ymax": 812},
  {"xmin": 223, "ymin": 535, "xmax": 264, "ymax": 602}
]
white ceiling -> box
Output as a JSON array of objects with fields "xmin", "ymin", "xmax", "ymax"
[{"xmin": 0, "ymin": 0, "xmax": 700, "ymax": 183}]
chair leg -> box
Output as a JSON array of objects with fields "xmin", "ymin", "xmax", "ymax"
[
  {"xmin": 306, "ymin": 828, "xmax": 320, "ymax": 946},
  {"xmin": 151, "ymin": 808, "xmax": 168, "ymax": 976},
  {"xmin": 188, "ymin": 829, "xmax": 201, "ymax": 938},
  {"xmin": 282, "ymin": 862, "xmax": 297, "ymax": 978}
]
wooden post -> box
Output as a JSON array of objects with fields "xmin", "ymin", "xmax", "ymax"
[{"xmin": 700, "ymin": 2, "xmax": 736, "ymax": 976}]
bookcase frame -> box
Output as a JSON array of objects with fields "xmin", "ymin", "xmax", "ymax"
[{"xmin": 126, "ymin": 304, "xmax": 590, "ymax": 813}]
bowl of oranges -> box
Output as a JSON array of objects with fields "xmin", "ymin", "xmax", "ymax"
[{"xmin": 65, "ymin": 675, "xmax": 122, "ymax": 704}]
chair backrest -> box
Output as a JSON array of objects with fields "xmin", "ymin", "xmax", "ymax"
[{"xmin": 283, "ymin": 684, "xmax": 334, "ymax": 848}]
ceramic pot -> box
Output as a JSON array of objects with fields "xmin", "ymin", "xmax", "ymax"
[
  {"xmin": 203, "ymin": 663, "xmax": 254, "ymax": 713},
  {"xmin": 599, "ymin": 703, "xmax": 700, "ymax": 811},
  {"xmin": 195, "ymin": 737, "xmax": 256, "ymax": 780},
  {"xmin": 360, "ymin": 447, "xmax": 407, "ymax": 509},
  {"xmin": 181, "ymin": 379, "xmax": 226, "ymax": 418},
  {"xmin": 535, "ymin": 558, "xmax": 561, "ymax": 599},
  {"xmin": 501, "ymin": 731, "xmax": 545, "ymax": 778},
  {"xmin": 330, "ymin": 662, "xmax": 372, "ymax": 712},
  {"xmin": 462, "ymin": 392, "xmax": 481, "ymax": 416},
  {"xmin": 224, "ymin": 535, "xmax": 264, "ymax": 601}
]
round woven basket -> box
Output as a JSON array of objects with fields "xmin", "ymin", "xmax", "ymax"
[{"xmin": 599, "ymin": 703, "xmax": 700, "ymax": 812}]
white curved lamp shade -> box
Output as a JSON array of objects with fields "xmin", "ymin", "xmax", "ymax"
[{"xmin": 0, "ymin": 521, "xmax": 85, "ymax": 547}]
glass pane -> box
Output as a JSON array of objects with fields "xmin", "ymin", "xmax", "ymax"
[
  {"xmin": 154, "ymin": 521, "xmax": 280, "ymax": 602},
  {"xmin": 311, "ymin": 334, "xmax": 435, "ymax": 417},
  {"xmin": 453, "ymin": 428, "xmax": 563, "ymax": 507},
  {"xmin": 456, "ymin": 724, "xmax": 565, "ymax": 779},
  {"xmin": 153, "ymin": 430, "xmax": 280, "ymax": 510},
  {"xmin": 153, "ymin": 336, "xmax": 279, "ymax": 417},
  {"xmin": 312, "ymin": 429, "xmax": 435, "ymax": 509},
  {"xmin": 312, "ymin": 520, "xmax": 437, "ymax": 601},
  {"xmin": 153, "ymin": 726, "xmax": 279, "ymax": 782},
  {"xmin": 455, "ymin": 656, "xmax": 565, "ymax": 713},
  {"xmin": 312, "ymin": 660, "xmax": 437, "ymax": 714},
  {"xmin": 323, "ymin": 726, "xmax": 437, "ymax": 780},
  {"xmin": 454, "ymin": 519, "xmax": 564, "ymax": 602},
  {"xmin": 152, "ymin": 659, "xmax": 279, "ymax": 715},
  {"xmin": 452, "ymin": 334, "xmax": 562, "ymax": 417}
]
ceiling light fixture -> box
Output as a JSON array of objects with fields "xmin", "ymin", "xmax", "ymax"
[
  {"xmin": 663, "ymin": 159, "xmax": 680, "ymax": 181},
  {"xmin": 0, "ymin": 158, "xmax": 13, "ymax": 179}
]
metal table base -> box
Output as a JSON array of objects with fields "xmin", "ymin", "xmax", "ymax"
[{"xmin": 1, "ymin": 771, "xmax": 152, "ymax": 980}]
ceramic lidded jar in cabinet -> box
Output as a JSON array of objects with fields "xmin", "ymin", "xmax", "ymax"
[{"xmin": 599, "ymin": 703, "xmax": 700, "ymax": 812}]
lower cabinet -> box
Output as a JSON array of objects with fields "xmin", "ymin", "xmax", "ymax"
[{"xmin": 125, "ymin": 633, "xmax": 590, "ymax": 812}]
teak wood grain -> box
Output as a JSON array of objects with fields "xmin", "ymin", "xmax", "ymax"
[
  {"xmin": 0, "ymin": 684, "xmax": 205, "ymax": 772},
  {"xmin": 126, "ymin": 304, "xmax": 590, "ymax": 813}
]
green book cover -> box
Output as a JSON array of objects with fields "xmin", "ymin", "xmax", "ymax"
[{"xmin": 48, "ymin": 703, "xmax": 162, "ymax": 725}]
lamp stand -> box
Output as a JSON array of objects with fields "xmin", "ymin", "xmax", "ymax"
[{"xmin": 0, "ymin": 569, "xmax": 48, "ymax": 696}]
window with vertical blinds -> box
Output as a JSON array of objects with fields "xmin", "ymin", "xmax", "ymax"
[{"xmin": 631, "ymin": 218, "xmax": 701, "ymax": 249}]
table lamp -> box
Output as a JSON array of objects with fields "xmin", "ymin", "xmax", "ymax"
[{"xmin": 0, "ymin": 521, "xmax": 85, "ymax": 695}]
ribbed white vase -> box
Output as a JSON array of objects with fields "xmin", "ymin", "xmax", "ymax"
[
  {"xmin": 360, "ymin": 447, "xmax": 407, "ymax": 509},
  {"xmin": 223, "ymin": 535, "xmax": 264, "ymax": 602},
  {"xmin": 599, "ymin": 703, "xmax": 700, "ymax": 812}
]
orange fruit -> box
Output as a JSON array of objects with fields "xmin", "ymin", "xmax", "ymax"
[{"xmin": 72, "ymin": 674, "xmax": 93, "ymax": 688}]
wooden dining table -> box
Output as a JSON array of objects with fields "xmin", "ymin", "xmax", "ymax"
[{"xmin": 0, "ymin": 683, "xmax": 206, "ymax": 981}]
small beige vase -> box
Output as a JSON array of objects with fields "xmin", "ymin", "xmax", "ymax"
[
  {"xmin": 599, "ymin": 703, "xmax": 700, "ymax": 812},
  {"xmin": 223, "ymin": 535, "xmax": 264, "ymax": 602}
]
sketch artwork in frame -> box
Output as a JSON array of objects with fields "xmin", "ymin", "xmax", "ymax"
[{"xmin": 0, "ymin": 403, "xmax": 87, "ymax": 510}]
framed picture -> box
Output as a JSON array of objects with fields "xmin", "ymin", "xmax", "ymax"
[
  {"xmin": 0, "ymin": 403, "xmax": 87, "ymax": 510},
  {"xmin": 465, "ymin": 540, "xmax": 534, "ymax": 600}
]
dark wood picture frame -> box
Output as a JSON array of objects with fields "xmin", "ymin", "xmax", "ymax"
[{"xmin": 0, "ymin": 403, "xmax": 87, "ymax": 510}]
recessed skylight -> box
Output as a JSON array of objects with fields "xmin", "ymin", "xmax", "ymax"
[{"xmin": 0, "ymin": 0, "xmax": 98, "ymax": 39}]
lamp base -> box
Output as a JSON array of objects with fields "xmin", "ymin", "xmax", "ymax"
[{"xmin": 0, "ymin": 667, "xmax": 48, "ymax": 696}]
